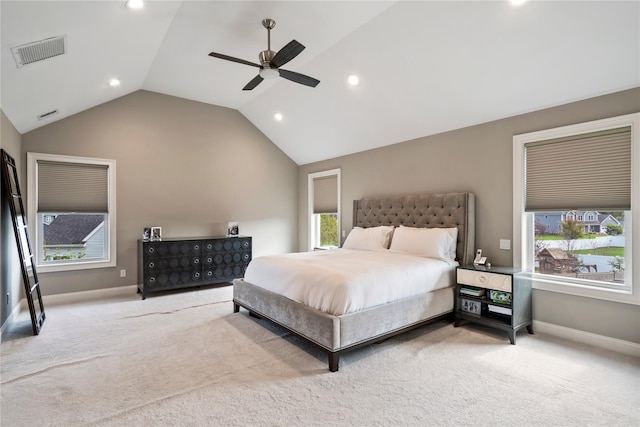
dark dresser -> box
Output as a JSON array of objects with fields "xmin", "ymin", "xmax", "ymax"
[{"xmin": 138, "ymin": 236, "xmax": 251, "ymax": 299}]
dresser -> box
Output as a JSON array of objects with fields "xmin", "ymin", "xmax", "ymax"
[
  {"xmin": 138, "ymin": 236, "xmax": 251, "ymax": 299},
  {"xmin": 454, "ymin": 265, "xmax": 533, "ymax": 344}
]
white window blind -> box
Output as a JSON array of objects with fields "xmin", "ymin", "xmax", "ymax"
[
  {"xmin": 525, "ymin": 126, "xmax": 631, "ymax": 212},
  {"xmin": 313, "ymin": 175, "xmax": 338, "ymax": 214},
  {"xmin": 37, "ymin": 161, "xmax": 109, "ymax": 213}
]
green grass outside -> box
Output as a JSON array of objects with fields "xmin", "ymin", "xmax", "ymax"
[
  {"xmin": 569, "ymin": 247, "xmax": 625, "ymax": 257},
  {"xmin": 536, "ymin": 234, "xmax": 597, "ymax": 240}
]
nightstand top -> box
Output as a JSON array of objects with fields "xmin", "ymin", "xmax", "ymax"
[{"xmin": 457, "ymin": 265, "xmax": 523, "ymax": 275}]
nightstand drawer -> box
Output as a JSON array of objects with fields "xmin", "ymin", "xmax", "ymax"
[{"xmin": 456, "ymin": 269, "xmax": 512, "ymax": 292}]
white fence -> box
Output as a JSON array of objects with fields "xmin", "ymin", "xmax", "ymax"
[{"xmin": 541, "ymin": 235, "xmax": 624, "ymax": 251}]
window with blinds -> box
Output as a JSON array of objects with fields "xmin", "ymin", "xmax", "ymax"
[
  {"xmin": 525, "ymin": 127, "xmax": 631, "ymax": 212},
  {"xmin": 27, "ymin": 153, "xmax": 116, "ymax": 271},
  {"xmin": 308, "ymin": 169, "xmax": 341, "ymax": 250},
  {"xmin": 513, "ymin": 113, "xmax": 638, "ymax": 301}
]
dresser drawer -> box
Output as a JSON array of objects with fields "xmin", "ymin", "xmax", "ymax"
[{"xmin": 456, "ymin": 269, "xmax": 512, "ymax": 292}]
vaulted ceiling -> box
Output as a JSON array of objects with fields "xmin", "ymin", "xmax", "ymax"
[{"xmin": 2, "ymin": 1, "xmax": 638, "ymax": 165}]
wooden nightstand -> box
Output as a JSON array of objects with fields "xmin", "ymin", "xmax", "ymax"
[{"xmin": 454, "ymin": 265, "xmax": 533, "ymax": 344}]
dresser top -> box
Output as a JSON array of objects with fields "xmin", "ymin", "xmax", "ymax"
[
  {"xmin": 139, "ymin": 235, "xmax": 250, "ymax": 242},
  {"xmin": 457, "ymin": 265, "xmax": 522, "ymax": 275}
]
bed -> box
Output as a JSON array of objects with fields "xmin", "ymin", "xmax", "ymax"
[{"xmin": 233, "ymin": 192, "xmax": 475, "ymax": 371}]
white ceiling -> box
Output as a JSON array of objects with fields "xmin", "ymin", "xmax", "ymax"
[{"xmin": 2, "ymin": 1, "xmax": 638, "ymax": 165}]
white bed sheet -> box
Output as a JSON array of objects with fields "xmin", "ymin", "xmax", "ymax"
[{"xmin": 243, "ymin": 249, "xmax": 457, "ymax": 316}]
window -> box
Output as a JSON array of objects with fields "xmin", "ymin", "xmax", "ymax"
[
  {"xmin": 27, "ymin": 153, "xmax": 116, "ymax": 272},
  {"xmin": 312, "ymin": 213, "xmax": 339, "ymax": 249},
  {"xmin": 513, "ymin": 113, "xmax": 639, "ymax": 304},
  {"xmin": 308, "ymin": 169, "xmax": 340, "ymax": 251}
]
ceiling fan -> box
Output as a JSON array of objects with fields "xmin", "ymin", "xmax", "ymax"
[{"xmin": 208, "ymin": 18, "xmax": 320, "ymax": 91}]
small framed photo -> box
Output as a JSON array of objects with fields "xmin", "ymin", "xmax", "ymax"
[
  {"xmin": 227, "ymin": 221, "xmax": 239, "ymax": 237},
  {"xmin": 151, "ymin": 226, "xmax": 162, "ymax": 241},
  {"xmin": 142, "ymin": 227, "xmax": 151, "ymax": 241}
]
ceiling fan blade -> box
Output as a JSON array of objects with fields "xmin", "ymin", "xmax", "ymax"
[
  {"xmin": 278, "ymin": 69, "xmax": 320, "ymax": 88},
  {"xmin": 208, "ymin": 52, "xmax": 261, "ymax": 68},
  {"xmin": 270, "ymin": 40, "xmax": 305, "ymax": 69},
  {"xmin": 243, "ymin": 75, "xmax": 264, "ymax": 91}
]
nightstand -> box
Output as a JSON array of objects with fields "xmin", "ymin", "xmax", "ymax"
[{"xmin": 454, "ymin": 265, "xmax": 533, "ymax": 344}]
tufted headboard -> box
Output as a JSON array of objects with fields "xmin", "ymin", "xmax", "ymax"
[{"xmin": 353, "ymin": 192, "xmax": 475, "ymax": 265}]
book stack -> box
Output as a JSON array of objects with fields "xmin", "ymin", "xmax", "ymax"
[
  {"xmin": 488, "ymin": 305, "xmax": 512, "ymax": 316},
  {"xmin": 459, "ymin": 287, "xmax": 485, "ymax": 297}
]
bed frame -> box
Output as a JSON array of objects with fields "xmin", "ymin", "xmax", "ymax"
[{"xmin": 233, "ymin": 192, "xmax": 475, "ymax": 371}]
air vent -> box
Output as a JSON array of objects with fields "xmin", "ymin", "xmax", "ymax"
[
  {"xmin": 11, "ymin": 35, "xmax": 67, "ymax": 68},
  {"xmin": 37, "ymin": 110, "xmax": 59, "ymax": 121}
]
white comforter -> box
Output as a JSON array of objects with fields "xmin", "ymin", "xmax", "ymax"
[{"xmin": 243, "ymin": 249, "xmax": 457, "ymax": 316}]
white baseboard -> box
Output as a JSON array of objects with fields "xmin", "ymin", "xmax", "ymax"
[
  {"xmin": 43, "ymin": 285, "xmax": 138, "ymax": 306},
  {"xmin": 533, "ymin": 320, "xmax": 640, "ymax": 358},
  {"xmin": 0, "ymin": 300, "xmax": 25, "ymax": 337}
]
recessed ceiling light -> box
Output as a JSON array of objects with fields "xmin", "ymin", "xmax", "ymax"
[
  {"xmin": 347, "ymin": 74, "xmax": 360, "ymax": 86},
  {"xmin": 510, "ymin": 0, "xmax": 528, "ymax": 6},
  {"xmin": 108, "ymin": 78, "xmax": 121, "ymax": 87},
  {"xmin": 125, "ymin": 0, "xmax": 144, "ymax": 10},
  {"xmin": 274, "ymin": 112, "xmax": 283, "ymax": 121}
]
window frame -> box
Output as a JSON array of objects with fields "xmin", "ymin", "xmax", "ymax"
[
  {"xmin": 513, "ymin": 113, "xmax": 639, "ymax": 305},
  {"xmin": 308, "ymin": 168, "xmax": 341, "ymax": 251},
  {"xmin": 27, "ymin": 152, "xmax": 117, "ymax": 272}
]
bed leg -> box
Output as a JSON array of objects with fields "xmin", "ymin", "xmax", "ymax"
[
  {"xmin": 328, "ymin": 352, "xmax": 339, "ymax": 372},
  {"xmin": 233, "ymin": 303, "xmax": 240, "ymax": 313}
]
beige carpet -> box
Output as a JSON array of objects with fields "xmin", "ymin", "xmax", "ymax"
[{"xmin": 1, "ymin": 285, "xmax": 638, "ymax": 427}]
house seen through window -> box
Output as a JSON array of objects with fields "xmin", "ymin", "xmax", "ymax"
[
  {"xmin": 41, "ymin": 213, "xmax": 106, "ymax": 262},
  {"xmin": 534, "ymin": 211, "xmax": 626, "ymax": 284}
]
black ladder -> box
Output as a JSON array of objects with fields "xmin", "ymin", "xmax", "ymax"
[{"xmin": 1, "ymin": 149, "xmax": 46, "ymax": 335}]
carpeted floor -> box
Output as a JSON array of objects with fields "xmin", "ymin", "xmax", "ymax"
[{"xmin": 1, "ymin": 285, "xmax": 638, "ymax": 427}]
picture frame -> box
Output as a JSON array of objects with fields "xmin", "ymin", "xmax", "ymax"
[
  {"xmin": 227, "ymin": 221, "xmax": 239, "ymax": 237},
  {"xmin": 151, "ymin": 226, "xmax": 162, "ymax": 241},
  {"xmin": 142, "ymin": 227, "xmax": 151, "ymax": 241}
]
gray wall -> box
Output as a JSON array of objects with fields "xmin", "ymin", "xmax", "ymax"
[
  {"xmin": 298, "ymin": 88, "xmax": 640, "ymax": 344},
  {"xmin": 20, "ymin": 90, "xmax": 298, "ymax": 296},
  {"xmin": 1, "ymin": 109, "xmax": 23, "ymax": 327}
]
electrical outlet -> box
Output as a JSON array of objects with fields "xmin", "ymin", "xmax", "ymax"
[
  {"xmin": 342, "ymin": 230, "xmax": 346, "ymax": 238},
  {"xmin": 120, "ymin": 269, "xmax": 126, "ymax": 278},
  {"xmin": 499, "ymin": 239, "xmax": 511, "ymax": 250}
]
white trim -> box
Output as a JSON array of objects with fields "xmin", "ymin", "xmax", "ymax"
[
  {"xmin": 0, "ymin": 298, "xmax": 26, "ymax": 338},
  {"xmin": 27, "ymin": 152, "xmax": 117, "ymax": 272},
  {"xmin": 513, "ymin": 113, "xmax": 639, "ymax": 305},
  {"xmin": 42, "ymin": 285, "xmax": 136, "ymax": 306},
  {"xmin": 533, "ymin": 320, "xmax": 640, "ymax": 358},
  {"xmin": 307, "ymin": 168, "xmax": 341, "ymax": 251}
]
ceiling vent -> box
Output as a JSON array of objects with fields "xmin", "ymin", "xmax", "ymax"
[
  {"xmin": 37, "ymin": 110, "xmax": 59, "ymax": 121},
  {"xmin": 11, "ymin": 35, "xmax": 67, "ymax": 68}
]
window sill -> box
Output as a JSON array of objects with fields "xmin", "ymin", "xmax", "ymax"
[
  {"xmin": 527, "ymin": 274, "xmax": 639, "ymax": 306},
  {"xmin": 37, "ymin": 259, "xmax": 116, "ymax": 273}
]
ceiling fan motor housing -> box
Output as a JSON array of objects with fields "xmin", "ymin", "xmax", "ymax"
[{"xmin": 259, "ymin": 50, "xmax": 275, "ymax": 66}]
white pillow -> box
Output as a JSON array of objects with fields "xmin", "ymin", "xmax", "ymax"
[
  {"xmin": 342, "ymin": 226, "xmax": 394, "ymax": 251},
  {"xmin": 443, "ymin": 227, "xmax": 458, "ymax": 260},
  {"xmin": 390, "ymin": 226, "xmax": 454, "ymax": 260}
]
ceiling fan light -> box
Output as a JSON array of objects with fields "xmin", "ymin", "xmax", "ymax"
[
  {"xmin": 125, "ymin": 0, "xmax": 144, "ymax": 10},
  {"xmin": 259, "ymin": 68, "xmax": 279, "ymax": 80},
  {"xmin": 347, "ymin": 74, "xmax": 360, "ymax": 86}
]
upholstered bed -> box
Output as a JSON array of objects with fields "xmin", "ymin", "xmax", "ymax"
[{"xmin": 233, "ymin": 192, "xmax": 475, "ymax": 371}]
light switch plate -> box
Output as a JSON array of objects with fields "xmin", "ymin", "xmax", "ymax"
[{"xmin": 499, "ymin": 239, "xmax": 511, "ymax": 250}]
